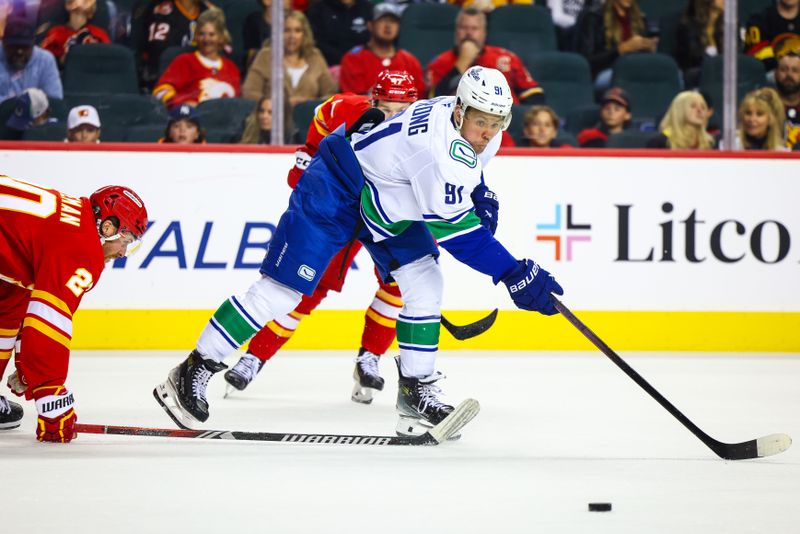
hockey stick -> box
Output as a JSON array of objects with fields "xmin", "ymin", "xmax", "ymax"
[
  {"xmin": 552, "ymin": 296, "xmax": 791, "ymax": 460},
  {"xmin": 441, "ymin": 309, "xmax": 498, "ymax": 340},
  {"xmin": 76, "ymin": 398, "xmax": 480, "ymax": 446}
]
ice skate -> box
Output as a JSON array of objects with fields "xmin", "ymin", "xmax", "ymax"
[
  {"xmin": 223, "ymin": 352, "xmax": 265, "ymax": 397},
  {"xmin": 351, "ymin": 349, "xmax": 384, "ymax": 404},
  {"xmin": 0, "ymin": 395, "xmax": 23, "ymax": 430},
  {"xmin": 153, "ymin": 350, "xmax": 226, "ymax": 428},
  {"xmin": 394, "ymin": 357, "xmax": 459, "ymax": 439}
]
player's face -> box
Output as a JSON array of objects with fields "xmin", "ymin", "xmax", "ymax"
[
  {"xmin": 196, "ymin": 22, "xmax": 222, "ymax": 57},
  {"xmin": 375, "ymin": 100, "xmax": 410, "ymax": 119},
  {"xmin": 742, "ymin": 105, "xmax": 770, "ymax": 137},
  {"xmin": 776, "ymin": 56, "xmax": 800, "ymax": 95},
  {"xmin": 257, "ymin": 99, "xmax": 272, "ymax": 130},
  {"xmin": 459, "ymin": 108, "xmax": 504, "ymax": 153},
  {"xmin": 99, "ymin": 220, "xmax": 138, "ymax": 262},
  {"xmin": 523, "ymin": 110, "xmax": 557, "ymax": 148},
  {"xmin": 600, "ymin": 102, "xmax": 630, "ymax": 130},
  {"xmin": 67, "ymin": 124, "xmax": 100, "ymax": 143},
  {"xmin": 169, "ymin": 119, "xmax": 200, "ymax": 144},
  {"xmin": 284, "ymin": 17, "xmax": 304, "ymax": 54},
  {"xmin": 455, "ymin": 14, "xmax": 486, "ymax": 48}
]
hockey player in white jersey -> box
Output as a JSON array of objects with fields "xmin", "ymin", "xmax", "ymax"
[{"xmin": 154, "ymin": 66, "xmax": 563, "ymax": 437}]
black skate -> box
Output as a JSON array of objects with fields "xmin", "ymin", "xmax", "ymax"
[
  {"xmin": 351, "ymin": 348, "xmax": 384, "ymax": 404},
  {"xmin": 153, "ymin": 350, "xmax": 227, "ymax": 428},
  {"xmin": 394, "ymin": 357, "xmax": 457, "ymax": 438},
  {"xmin": 223, "ymin": 352, "xmax": 265, "ymax": 396},
  {"xmin": 0, "ymin": 395, "xmax": 23, "ymax": 430}
]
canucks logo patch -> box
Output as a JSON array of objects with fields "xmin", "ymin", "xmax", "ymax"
[
  {"xmin": 449, "ymin": 140, "xmax": 477, "ymax": 168},
  {"xmin": 297, "ymin": 265, "xmax": 316, "ymax": 281}
]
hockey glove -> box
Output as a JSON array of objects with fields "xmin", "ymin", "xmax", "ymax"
[
  {"xmin": 6, "ymin": 370, "xmax": 27, "ymax": 397},
  {"xmin": 471, "ymin": 183, "xmax": 499, "ymax": 235},
  {"xmin": 33, "ymin": 385, "xmax": 77, "ymax": 443},
  {"xmin": 501, "ymin": 259, "xmax": 563, "ymax": 315}
]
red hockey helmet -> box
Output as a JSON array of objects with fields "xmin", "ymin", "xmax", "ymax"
[
  {"xmin": 371, "ymin": 70, "xmax": 418, "ymax": 103},
  {"xmin": 90, "ymin": 185, "xmax": 148, "ymax": 239}
]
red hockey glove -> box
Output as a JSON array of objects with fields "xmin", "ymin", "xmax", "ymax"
[
  {"xmin": 287, "ymin": 148, "xmax": 312, "ymax": 188},
  {"xmin": 33, "ymin": 385, "xmax": 77, "ymax": 443}
]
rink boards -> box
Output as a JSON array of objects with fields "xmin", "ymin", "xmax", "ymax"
[{"xmin": 0, "ymin": 143, "xmax": 798, "ymax": 351}]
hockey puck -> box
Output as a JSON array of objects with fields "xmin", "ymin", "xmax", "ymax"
[{"xmin": 588, "ymin": 503, "xmax": 612, "ymax": 512}]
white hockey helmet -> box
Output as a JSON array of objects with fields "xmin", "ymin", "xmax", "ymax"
[{"xmin": 455, "ymin": 66, "xmax": 513, "ymax": 130}]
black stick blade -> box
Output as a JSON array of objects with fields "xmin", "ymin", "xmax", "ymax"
[{"xmin": 441, "ymin": 309, "xmax": 498, "ymax": 340}]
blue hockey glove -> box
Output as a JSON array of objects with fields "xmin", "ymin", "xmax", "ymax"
[
  {"xmin": 471, "ymin": 183, "xmax": 499, "ymax": 235},
  {"xmin": 501, "ymin": 259, "xmax": 563, "ymax": 315}
]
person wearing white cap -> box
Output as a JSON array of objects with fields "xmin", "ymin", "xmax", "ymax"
[{"xmin": 66, "ymin": 104, "xmax": 101, "ymax": 143}]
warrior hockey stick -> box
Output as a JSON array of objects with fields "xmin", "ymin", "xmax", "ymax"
[
  {"xmin": 441, "ymin": 309, "xmax": 498, "ymax": 340},
  {"xmin": 84, "ymin": 397, "xmax": 480, "ymax": 446},
  {"xmin": 552, "ymin": 296, "xmax": 791, "ymax": 460}
]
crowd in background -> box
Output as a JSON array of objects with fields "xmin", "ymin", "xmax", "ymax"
[{"xmin": 0, "ymin": 0, "xmax": 798, "ymax": 149}]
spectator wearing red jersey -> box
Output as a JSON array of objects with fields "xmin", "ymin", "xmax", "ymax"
[
  {"xmin": 576, "ymin": 87, "xmax": 632, "ymax": 148},
  {"xmin": 153, "ymin": 8, "xmax": 240, "ymax": 109},
  {"xmin": 339, "ymin": 3, "xmax": 425, "ymax": 97},
  {"xmin": 427, "ymin": 7, "xmax": 544, "ymax": 104},
  {"xmin": 40, "ymin": 0, "xmax": 110, "ymax": 67}
]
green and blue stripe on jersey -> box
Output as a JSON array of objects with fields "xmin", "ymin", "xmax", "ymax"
[{"xmin": 208, "ymin": 296, "xmax": 264, "ymax": 349}]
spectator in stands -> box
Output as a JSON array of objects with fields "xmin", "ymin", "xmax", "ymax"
[
  {"xmin": 237, "ymin": 97, "xmax": 272, "ymax": 144},
  {"xmin": 40, "ymin": 0, "xmax": 110, "ymax": 68},
  {"xmin": 307, "ymin": 0, "xmax": 372, "ymax": 67},
  {"xmin": 66, "ymin": 104, "xmax": 101, "ymax": 143},
  {"xmin": 243, "ymin": 0, "xmax": 292, "ymax": 69},
  {"xmin": 427, "ymin": 7, "xmax": 545, "ymax": 104},
  {"xmin": 744, "ymin": 0, "xmax": 800, "ymax": 76},
  {"xmin": 153, "ymin": 8, "xmax": 241, "ymax": 109},
  {"xmin": 675, "ymin": 0, "xmax": 724, "ymax": 88},
  {"xmin": 573, "ymin": 0, "xmax": 657, "ymax": 88},
  {"xmin": 519, "ymin": 106, "xmax": 570, "ymax": 147},
  {"xmin": 576, "ymin": 86, "xmax": 632, "ymax": 147},
  {"xmin": 160, "ymin": 103, "xmax": 206, "ymax": 143},
  {"xmin": 646, "ymin": 90, "xmax": 714, "ymax": 149},
  {"xmin": 243, "ymin": 10, "xmax": 336, "ymax": 106},
  {"xmin": 3, "ymin": 87, "xmax": 51, "ymax": 140},
  {"xmin": 736, "ymin": 87, "xmax": 787, "ymax": 151},
  {"xmin": 134, "ymin": 0, "xmax": 215, "ymax": 90},
  {"xmin": 549, "ymin": 0, "xmax": 589, "ymax": 50},
  {"xmin": 775, "ymin": 50, "xmax": 800, "ymax": 148},
  {"xmin": 0, "ymin": 17, "xmax": 63, "ymax": 100},
  {"xmin": 339, "ymin": 3, "xmax": 425, "ymax": 97}
]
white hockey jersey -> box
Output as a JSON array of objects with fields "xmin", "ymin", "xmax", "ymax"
[{"xmin": 352, "ymin": 96, "xmax": 501, "ymax": 243}]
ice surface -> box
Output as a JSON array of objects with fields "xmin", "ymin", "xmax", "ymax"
[{"xmin": 3, "ymin": 351, "xmax": 799, "ymax": 533}]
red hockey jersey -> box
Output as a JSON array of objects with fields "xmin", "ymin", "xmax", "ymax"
[
  {"xmin": 287, "ymin": 92, "xmax": 371, "ymax": 188},
  {"xmin": 339, "ymin": 46, "xmax": 425, "ymax": 97},
  {"xmin": 0, "ymin": 177, "xmax": 105, "ymax": 394},
  {"xmin": 154, "ymin": 51, "xmax": 241, "ymax": 108}
]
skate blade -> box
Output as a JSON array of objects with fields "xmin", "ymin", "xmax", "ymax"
[
  {"xmin": 0, "ymin": 422, "xmax": 22, "ymax": 430},
  {"xmin": 395, "ymin": 415, "xmax": 462, "ymax": 441},
  {"xmin": 153, "ymin": 381, "xmax": 198, "ymax": 430},
  {"xmin": 223, "ymin": 384, "xmax": 236, "ymax": 399},
  {"xmin": 351, "ymin": 382, "xmax": 377, "ymax": 404}
]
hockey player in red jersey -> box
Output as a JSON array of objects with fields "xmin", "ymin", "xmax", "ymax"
[
  {"xmin": 223, "ymin": 70, "xmax": 418, "ymax": 404},
  {"xmin": 0, "ymin": 178, "xmax": 148, "ymax": 442}
]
